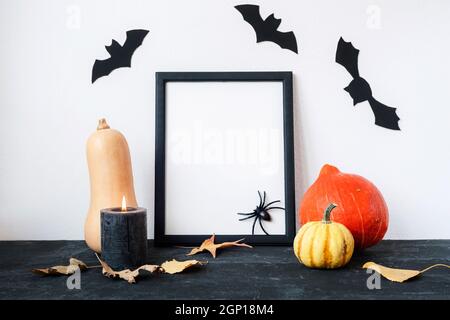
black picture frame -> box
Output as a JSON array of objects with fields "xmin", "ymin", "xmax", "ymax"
[{"xmin": 155, "ymin": 71, "xmax": 295, "ymax": 246}]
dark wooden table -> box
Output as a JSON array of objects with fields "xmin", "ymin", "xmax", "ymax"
[{"xmin": 0, "ymin": 240, "xmax": 448, "ymax": 300}]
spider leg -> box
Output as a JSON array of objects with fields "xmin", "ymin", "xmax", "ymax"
[
  {"xmin": 258, "ymin": 218, "xmax": 269, "ymax": 235},
  {"xmin": 237, "ymin": 212, "xmax": 254, "ymax": 216},
  {"xmin": 257, "ymin": 191, "xmax": 263, "ymax": 208},
  {"xmin": 263, "ymin": 200, "xmax": 281, "ymax": 209},
  {"xmin": 251, "ymin": 216, "xmax": 258, "ymax": 235},
  {"xmin": 239, "ymin": 214, "xmax": 256, "ymax": 221},
  {"xmin": 262, "ymin": 191, "xmax": 266, "ymax": 207},
  {"xmin": 265, "ymin": 206, "xmax": 285, "ymax": 211}
]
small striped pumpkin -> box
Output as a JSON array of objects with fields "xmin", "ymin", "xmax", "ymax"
[{"xmin": 294, "ymin": 204, "xmax": 354, "ymax": 269}]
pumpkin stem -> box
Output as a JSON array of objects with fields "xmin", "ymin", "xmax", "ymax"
[
  {"xmin": 320, "ymin": 164, "xmax": 340, "ymax": 176},
  {"xmin": 322, "ymin": 203, "xmax": 337, "ymax": 224},
  {"xmin": 97, "ymin": 118, "xmax": 110, "ymax": 130}
]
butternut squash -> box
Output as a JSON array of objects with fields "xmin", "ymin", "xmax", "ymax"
[{"xmin": 84, "ymin": 118, "xmax": 138, "ymax": 253}]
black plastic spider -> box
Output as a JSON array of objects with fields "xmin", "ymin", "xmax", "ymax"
[{"xmin": 237, "ymin": 191, "xmax": 285, "ymax": 235}]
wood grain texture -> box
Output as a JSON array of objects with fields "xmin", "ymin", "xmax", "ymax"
[
  {"xmin": 0, "ymin": 240, "xmax": 448, "ymax": 299},
  {"xmin": 101, "ymin": 209, "xmax": 147, "ymax": 270}
]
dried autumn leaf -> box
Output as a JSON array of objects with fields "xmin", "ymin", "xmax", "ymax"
[
  {"xmin": 32, "ymin": 258, "xmax": 87, "ymax": 276},
  {"xmin": 363, "ymin": 262, "xmax": 450, "ymax": 283},
  {"xmin": 187, "ymin": 234, "xmax": 252, "ymax": 258},
  {"xmin": 96, "ymin": 254, "xmax": 160, "ymax": 284},
  {"xmin": 161, "ymin": 259, "xmax": 207, "ymax": 274}
]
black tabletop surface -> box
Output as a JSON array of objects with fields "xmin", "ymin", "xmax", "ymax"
[{"xmin": 0, "ymin": 240, "xmax": 448, "ymax": 300}]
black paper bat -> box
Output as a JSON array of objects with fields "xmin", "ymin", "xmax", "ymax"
[
  {"xmin": 335, "ymin": 37, "xmax": 400, "ymax": 130},
  {"xmin": 92, "ymin": 29, "xmax": 149, "ymax": 83},
  {"xmin": 235, "ymin": 4, "xmax": 298, "ymax": 53}
]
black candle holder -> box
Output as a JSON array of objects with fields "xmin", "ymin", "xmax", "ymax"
[{"xmin": 101, "ymin": 207, "xmax": 147, "ymax": 270}]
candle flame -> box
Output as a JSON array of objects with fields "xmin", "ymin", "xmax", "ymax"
[{"xmin": 121, "ymin": 195, "xmax": 127, "ymax": 212}]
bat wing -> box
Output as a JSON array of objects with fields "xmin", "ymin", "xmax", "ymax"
[
  {"xmin": 368, "ymin": 97, "xmax": 401, "ymax": 130},
  {"xmin": 92, "ymin": 58, "xmax": 115, "ymax": 83},
  {"xmin": 336, "ymin": 37, "xmax": 360, "ymax": 78},
  {"xmin": 235, "ymin": 4, "xmax": 265, "ymax": 30},
  {"xmin": 235, "ymin": 4, "xmax": 264, "ymax": 27},
  {"xmin": 121, "ymin": 29, "xmax": 149, "ymax": 65},
  {"xmin": 271, "ymin": 30, "xmax": 298, "ymax": 53}
]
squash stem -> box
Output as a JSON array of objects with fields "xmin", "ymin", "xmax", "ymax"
[
  {"xmin": 97, "ymin": 118, "xmax": 110, "ymax": 130},
  {"xmin": 322, "ymin": 203, "xmax": 337, "ymax": 224}
]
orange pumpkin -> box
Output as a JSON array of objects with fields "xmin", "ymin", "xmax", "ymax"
[{"xmin": 299, "ymin": 164, "xmax": 388, "ymax": 250}]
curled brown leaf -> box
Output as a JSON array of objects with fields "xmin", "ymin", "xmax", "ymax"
[
  {"xmin": 95, "ymin": 254, "xmax": 206, "ymax": 283},
  {"xmin": 363, "ymin": 262, "xmax": 450, "ymax": 283},
  {"xmin": 161, "ymin": 259, "xmax": 207, "ymax": 274},
  {"xmin": 187, "ymin": 234, "xmax": 252, "ymax": 258},
  {"xmin": 32, "ymin": 258, "xmax": 87, "ymax": 276},
  {"xmin": 95, "ymin": 254, "xmax": 160, "ymax": 284}
]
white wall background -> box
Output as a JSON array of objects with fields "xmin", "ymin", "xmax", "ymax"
[{"xmin": 1, "ymin": 0, "xmax": 449, "ymax": 240}]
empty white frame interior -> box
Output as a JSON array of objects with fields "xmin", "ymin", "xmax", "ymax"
[{"xmin": 165, "ymin": 81, "xmax": 286, "ymax": 235}]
